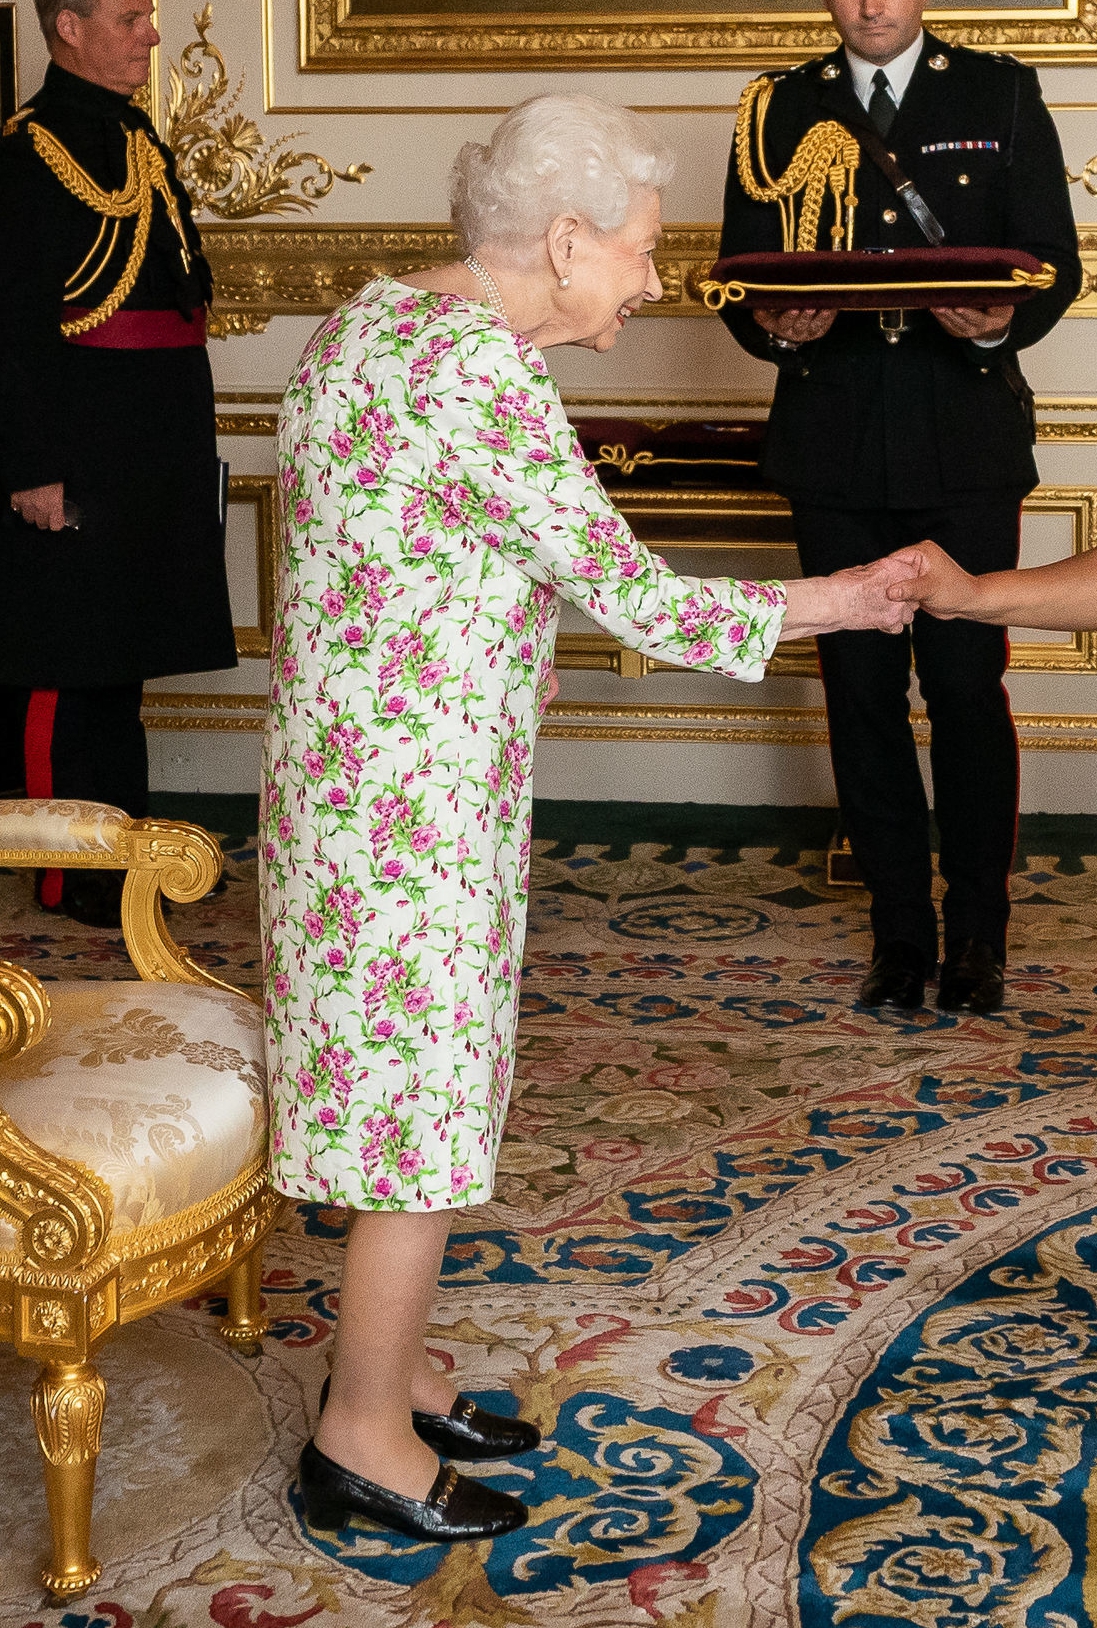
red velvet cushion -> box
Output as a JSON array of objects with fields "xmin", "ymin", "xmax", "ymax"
[
  {"xmin": 571, "ymin": 417, "xmax": 765, "ymax": 489},
  {"xmin": 704, "ymin": 247, "xmax": 1054, "ymax": 310}
]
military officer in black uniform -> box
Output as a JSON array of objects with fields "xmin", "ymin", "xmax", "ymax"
[
  {"xmin": 0, "ymin": 0, "xmax": 236, "ymax": 925},
  {"xmin": 718, "ymin": 0, "xmax": 1081, "ymax": 1013}
]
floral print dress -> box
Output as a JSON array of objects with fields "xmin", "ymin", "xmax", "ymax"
[{"xmin": 261, "ymin": 277, "xmax": 787, "ymax": 1211}]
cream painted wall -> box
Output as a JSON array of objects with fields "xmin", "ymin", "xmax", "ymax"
[{"xmin": 11, "ymin": 1, "xmax": 1097, "ymax": 808}]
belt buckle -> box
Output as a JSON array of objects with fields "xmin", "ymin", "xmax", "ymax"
[{"xmin": 879, "ymin": 308, "xmax": 909, "ymax": 345}]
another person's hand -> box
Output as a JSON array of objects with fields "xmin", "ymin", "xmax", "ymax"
[
  {"xmin": 885, "ymin": 540, "xmax": 978, "ymax": 620},
  {"xmin": 10, "ymin": 482, "xmax": 65, "ymax": 530},
  {"xmin": 931, "ymin": 304, "xmax": 1013, "ymax": 343},
  {"xmin": 537, "ymin": 665, "xmax": 560, "ymax": 714},
  {"xmin": 780, "ymin": 555, "xmax": 920, "ymax": 640},
  {"xmin": 754, "ymin": 307, "xmax": 837, "ymax": 346}
]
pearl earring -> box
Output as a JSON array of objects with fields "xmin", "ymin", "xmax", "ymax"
[{"xmin": 559, "ymin": 275, "xmax": 570, "ymax": 288}]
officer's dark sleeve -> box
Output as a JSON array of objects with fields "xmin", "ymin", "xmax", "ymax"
[
  {"xmin": 0, "ymin": 137, "xmax": 71, "ymax": 493},
  {"xmin": 992, "ymin": 66, "xmax": 1081, "ymax": 353}
]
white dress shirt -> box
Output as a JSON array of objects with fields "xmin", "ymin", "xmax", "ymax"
[{"xmin": 845, "ymin": 31, "xmax": 924, "ymax": 114}]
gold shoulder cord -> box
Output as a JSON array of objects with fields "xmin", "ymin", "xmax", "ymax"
[
  {"xmin": 28, "ymin": 121, "xmax": 193, "ymax": 337},
  {"xmin": 2, "ymin": 105, "xmax": 33, "ymax": 138},
  {"xmin": 735, "ymin": 75, "xmax": 860, "ymax": 253}
]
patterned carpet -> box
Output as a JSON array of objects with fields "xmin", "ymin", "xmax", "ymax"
[{"xmin": 5, "ymin": 805, "xmax": 1097, "ymax": 1627}]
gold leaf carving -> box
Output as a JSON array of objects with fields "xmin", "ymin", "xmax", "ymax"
[
  {"xmin": 166, "ymin": 5, "xmax": 371, "ymax": 220},
  {"xmin": 32, "ymin": 1363, "xmax": 106, "ymax": 1464},
  {"xmin": 0, "ymin": 960, "xmax": 51, "ymax": 1064},
  {"xmin": 1068, "ymin": 154, "xmax": 1097, "ymax": 196},
  {"xmin": 31, "ymin": 1216, "xmax": 78, "ymax": 1264},
  {"xmin": 32, "ymin": 1298, "xmax": 72, "ymax": 1339}
]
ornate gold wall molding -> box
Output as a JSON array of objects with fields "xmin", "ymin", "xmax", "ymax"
[
  {"xmin": 214, "ymin": 390, "xmax": 1097, "ymax": 436},
  {"xmin": 167, "ymin": 4, "xmax": 369, "ymax": 219},
  {"xmin": 141, "ymin": 691, "xmax": 1097, "ymax": 750},
  {"xmin": 202, "ymin": 222, "xmax": 1097, "ymax": 330},
  {"xmin": 1066, "ymin": 227, "xmax": 1097, "ymax": 314},
  {"xmin": 539, "ymin": 704, "xmax": 1097, "ymax": 749},
  {"xmin": 227, "ymin": 475, "xmax": 279, "ymax": 659},
  {"xmin": 300, "ymin": 0, "xmax": 1097, "ymax": 73}
]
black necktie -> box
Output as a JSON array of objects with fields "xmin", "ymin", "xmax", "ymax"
[{"xmin": 869, "ymin": 68, "xmax": 897, "ymax": 136}]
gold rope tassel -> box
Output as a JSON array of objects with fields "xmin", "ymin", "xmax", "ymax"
[
  {"xmin": 735, "ymin": 76, "xmax": 861, "ymax": 253},
  {"xmin": 30, "ymin": 122, "xmax": 193, "ymax": 336}
]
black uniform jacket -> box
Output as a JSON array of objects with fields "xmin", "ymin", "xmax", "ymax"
[
  {"xmin": 718, "ymin": 34, "xmax": 1082, "ymax": 508},
  {"xmin": 0, "ymin": 63, "xmax": 237, "ymax": 687}
]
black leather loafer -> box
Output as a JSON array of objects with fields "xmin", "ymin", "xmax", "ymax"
[
  {"xmin": 413, "ymin": 1396, "xmax": 541, "ymax": 1461},
  {"xmin": 859, "ymin": 941, "xmax": 929, "ymax": 1010},
  {"xmin": 318, "ymin": 1375, "xmax": 540, "ymax": 1461},
  {"xmin": 937, "ymin": 940, "xmax": 1005, "ymax": 1013},
  {"xmin": 298, "ymin": 1437, "xmax": 528, "ymax": 1542}
]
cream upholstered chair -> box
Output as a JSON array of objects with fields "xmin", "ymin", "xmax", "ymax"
[{"xmin": 0, "ymin": 798, "xmax": 281, "ymax": 1601}]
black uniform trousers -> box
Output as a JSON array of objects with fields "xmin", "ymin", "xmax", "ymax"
[
  {"xmin": 0, "ymin": 680, "xmax": 147, "ymax": 822},
  {"xmin": 793, "ymin": 497, "xmax": 1024, "ymax": 966}
]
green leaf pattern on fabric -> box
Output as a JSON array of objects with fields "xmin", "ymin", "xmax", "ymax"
[{"xmin": 260, "ymin": 278, "xmax": 786, "ymax": 1210}]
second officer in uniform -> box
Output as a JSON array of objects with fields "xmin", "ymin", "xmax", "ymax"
[{"xmin": 718, "ymin": 0, "xmax": 1081, "ymax": 1012}]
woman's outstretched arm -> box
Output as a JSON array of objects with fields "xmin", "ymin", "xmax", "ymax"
[{"xmin": 889, "ymin": 539, "xmax": 1097, "ymax": 631}]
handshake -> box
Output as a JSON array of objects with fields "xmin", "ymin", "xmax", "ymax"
[{"xmin": 781, "ymin": 538, "xmax": 1089, "ymax": 641}]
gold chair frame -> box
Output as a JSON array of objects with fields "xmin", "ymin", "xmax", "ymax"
[{"xmin": 0, "ymin": 811, "xmax": 283, "ymax": 1600}]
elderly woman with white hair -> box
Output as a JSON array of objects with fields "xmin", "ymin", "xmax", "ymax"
[{"xmin": 262, "ymin": 93, "xmax": 914, "ymax": 1544}]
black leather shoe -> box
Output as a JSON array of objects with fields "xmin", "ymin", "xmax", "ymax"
[
  {"xmin": 937, "ymin": 940, "xmax": 1005, "ymax": 1013},
  {"xmin": 859, "ymin": 941, "xmax": 928, "ymax": 1010},
  {"xmin": 318, "ymin": 1375, "xmax": 540, "ymax": 1461},
  {"xmin": 297, "ymin": 1438, "xmax": 528, "ymax": 1542}
]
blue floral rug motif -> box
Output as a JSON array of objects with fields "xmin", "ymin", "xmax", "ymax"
[
  {"xmin": 802, "ymin": 1202, "xmax": 1097, "ymax": 1628},
  {"xmin": 4, "ymin": 821, "xmax": 1097, "ymax": 1627}
]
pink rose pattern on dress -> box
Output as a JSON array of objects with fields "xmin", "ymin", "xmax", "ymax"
[{"xmin": 260, "ymin": 279, "xmax": 786, "ymax": 1211}]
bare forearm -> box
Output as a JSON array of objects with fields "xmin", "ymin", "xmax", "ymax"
[
  {"xmin": 954, "ymin": 555, "xmax": 1097, "ymax": 631},
  {"xmin": 778, "ymin": 577, "xmax": 843, "ymax": 640}
]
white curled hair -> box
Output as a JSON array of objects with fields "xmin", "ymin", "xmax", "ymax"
[{"xmin": 451, "ymin": 93, "xmax": 675, "ymax": 253}]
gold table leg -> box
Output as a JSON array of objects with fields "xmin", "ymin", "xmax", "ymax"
[{"xmin": 31, "ymin": 1360, "xmax": 105, "ymax": 1600}]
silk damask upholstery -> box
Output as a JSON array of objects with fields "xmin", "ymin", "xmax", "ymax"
[
  {"xmin": 0, "ymin": 798, "xmax": 129, "ymax": 854},
  {"xmin": 0, "ymin": 983, "xmax": 266, "ymax": 1247}
]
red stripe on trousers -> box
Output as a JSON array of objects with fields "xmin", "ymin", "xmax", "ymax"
[{"xmin": 24, "ymin": 690, "xmax": 63, "ymax": 908}]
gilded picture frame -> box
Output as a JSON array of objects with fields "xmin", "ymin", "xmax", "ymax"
[{"xmin": 301, "ymin": 0, "xmax": 1097, "ymax": 75}]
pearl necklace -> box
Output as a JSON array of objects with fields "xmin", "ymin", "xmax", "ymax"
[{"xmin": 465, "ymin": 255, "xmax": 509, "ymax": 325}]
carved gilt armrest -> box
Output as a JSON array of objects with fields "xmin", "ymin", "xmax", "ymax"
[{"xmin": 0, "ymin": 799, "xmax": 244, "ymax": 998}]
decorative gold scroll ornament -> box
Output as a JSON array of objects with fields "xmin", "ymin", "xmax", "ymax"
[
  {"xmin": 166, "ymin": 4, "xmax": 371, "ymax": 219},
  {"xmin": 1068, "ymin": 153, "xmax": 1097, "ymax": 195},
  {"xmin": 734, "ymin": 75, "xmax": 860, "ymax": 253}
]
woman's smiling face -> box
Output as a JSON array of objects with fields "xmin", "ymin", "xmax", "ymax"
[{"xmin": 562, "ymin": 189, "xmax": 664, "ymax": 351}]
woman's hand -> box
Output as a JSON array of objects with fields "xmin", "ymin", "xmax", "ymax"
[
  {"xmin": 537, "ymin": 666, "xmax": 560, "ymax": 713},
  {"xmin": 885, "ymin": 540, "xmax": 977, "ymax": 620},
  {"xmin": 779, "ymin": 556, "xmax": 920, "ymax": 641},
  {"xmin": 887, "ymin": 539, "xmax": 1097, "ymax": 632}
]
